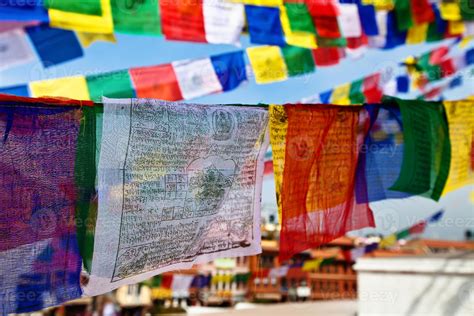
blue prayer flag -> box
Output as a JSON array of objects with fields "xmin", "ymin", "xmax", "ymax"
[
  {"xmin": 211, "ymin": 51, "xmax": 247, "ymax": 91},
  {"xmin": 245, "ymin": 5, "xmax": 286, "ymax": 46}
]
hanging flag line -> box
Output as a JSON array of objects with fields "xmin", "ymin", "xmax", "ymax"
[
  {"xmin": 1, "ymin": 39, "xmax": 473, "ymax": 103},
  {"xmin": 302, "ymin": 45, "xmax": 474, "ymax": 105},
  {"xmin": 343, "ymin": 209, "xmax": 445, "ymax": 262},
  {"xmin": 1, "ymin": 1, "xmax": 474, "ymax": 69}
]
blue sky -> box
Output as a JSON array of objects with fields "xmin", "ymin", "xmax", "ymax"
[{"xmin": 0, "ymin": 34, "xmax": 472, "ymax": 240}]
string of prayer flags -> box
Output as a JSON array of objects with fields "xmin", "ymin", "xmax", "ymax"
[
  {"xmin": 386, "ymin": 97, "xmax": 451, "ymax": 201},
  {"xmin": 84, "ymin": 98, "xmax": 269, "ymax": 295},
  {"xmin": 275, "ymin": 105, "xmax": 375, "ymax": 261},
  {"xmin": 25, "ymin": 24, "xmax": 84, "ymax": 67},
  {"xmin": 0, "ymin": 101, "xmax": 85, "ymax": 313}
]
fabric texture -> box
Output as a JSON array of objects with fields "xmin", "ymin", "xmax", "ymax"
[
  {"xmin": 85, "ymin": 98, "xmax": 269, "ymax": 295},
  {"xmin": 0, "ymin": 102, "xmax": 83, "ymax": 314},
  {"xmin": 279, "ymin": 105, "xmax": 374, "ymax": 260}
]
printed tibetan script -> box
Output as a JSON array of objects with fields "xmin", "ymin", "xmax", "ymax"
[{"xmin": 86, "ymin": 98, "xmax": 269, "ymax": 295}]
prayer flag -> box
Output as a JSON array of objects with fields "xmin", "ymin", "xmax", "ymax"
[
  {"xmin": 379, "ymin": 234, "xmax": 397, "ymax": 248},
  {"xmin": 278, "ymin": 105, "xmax": 374, "ymax": 260},
  {"xmin": 269, "ymin": 105, "xmax": 288, "ymax": 223},
  {"xmin": 281, "ymin": 46, "xmax": 315, "ymax": 76},
  {"xmin": 410, "ymin": 0, "xmax": 435, "ymax": 24},
  {"xmin": 285, "ymin": 3, "xmax": 315, "ymax": 34},
  {"xmin": 279, "ymin": 4, "xmax": 317, "ymax": 48},
  {"xmin": 130, "ymin": 64, "xmax": 183, "ymax": 101},
  {"xmin": 0, "ymin": 1, "xmax": 48, "ymax": 21},
  {"xmin": 172, "ymin": 58, "xmax": 223, "ymax": 100},
  {"xmin": 337, "ymin": 3, "xmax": 362, "ymax": 38},
  {"xmin": 363, "ymin": 73, "xmax": 382, "ymax": 103},
  {"xmin": 44, "ymin": 0, "xmax": 102, "ymax": 15},
  {"xmin": 247, "ymin": 46, "xmax": 288, "ymax": 84},
  {"xmin": 358, "ymin": 4, "xmax": 378, "ymax": 36},
  {"xmin": 203, "ymin": 0, "xmax": 245, "ymax": 44},
  {"xmin": 406, "ymin": 23, "xmax": 428, "ymax": 44},
  {"xmin": 111, "ymin": 0, "xmax": 161, "ymax": 35},
  {"xmin": 48, "ymin": 0, "xmax": 113, "ymax": 34},
  {"xmin": 302, "ymin": 259, "xmax": 324, "ymax": 271},
  {"xmin": 76, "ymin": 32, "xmax": 116, "ymax": 47},
  {"xmin": 348, "ymin": 79, "xmax": 365, "ymax": 104},
  {"xmin": 439, "ymin": 2, "xmax": 462, "ymax": 21},
  {"xmin": 311, "ymin": 47, "xmax": 342, "ymax": 66},
  {"xmin": 0, "ymin": 101, "xmax": 84, "ymax": 313},
  {"xmin": 394, "ymin": 0, "xmax": 413, "ymax": 31},
  {"xmin": 387, "ymin": 97, "xmax": 451, "ymax": 201},
  {"xmin": 245, "ymin": 5, "xmax": 286, "ymax": 46},
  {"xmin": 0, "ymin": 85, "xmax": 29, "ymax": 97},
  {"xmin": 210, "ymin": 51, "xmax": 247, "ymax": 91},
  {"xmin": 29, "ymin": 76, "xmax": 91, "ymax": 100},
  {"xmin": 396, "ymin": 75, "xmax": 410, "ymax": 92},
  {"xmin": 25, "ymin": 24, "xmax": 83, "ymax": 68},
  {"xmin": 85, "ymin": 98, "xmax": 269, "ymax": 295},
  {"xmin": 356, "ymin": 104, "xmax": 412, "ymax": 203},
  {"xmin": 86, "ymin": 70, "xmax": 135, "ymax": 102},
  {"xmin": 442, "ymin": 101, "xmax": 474, "ymax": 193},
  {"xmin": 330, "ymin": 83, "xmax": 351, "ymax": 105},
  {"xmin": 0, "ymin": 29, "xmax": 35, "ymax": 71},
  {"xmin": 160, "ymin": 0, "xmax": 206, "ymax": 42},
  {"xmin": 429, "ymin": 210, "xmax": 444, "ymax": 223},
  {"xmin": 409, "ymin": 221, "xmax": 427, "ymax": 234}
]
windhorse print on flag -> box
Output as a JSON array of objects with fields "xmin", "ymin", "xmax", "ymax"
[
  {"xmin": 0, "ymin": 103, "xmax": 83, "ymax": 314},
  {"xmin": 275, "ymin": 104, "xmax": 375, "ymax": 261},
  {"xmin": 85, "ymin": 98, "xmax": 269, "ymax": 295}
]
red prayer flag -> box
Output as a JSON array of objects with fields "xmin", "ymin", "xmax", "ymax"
[
  {"xmin": 264, "ymin": 160, "xmax": 274, "ymax": 176},
  {"xmin": 161, "ymin": 274, "xmax": 174, "ymax": 289},
  {"xmin": 347, "ymin": 35, "xmax": 368, "ymax": 49},
  {"xmin": 410, "ymin": 0, "xmax": 435, "ymax": 24},
  {"xmin": 279, "ymin": 105, "xmax": 374, "ymax": 261},
  {"xmin": 313, "ymin": 16, "xmax": 341, "ymax": 38},
  {"xmin": 160, "ymin": 0, "xmax": 206, "ymax": 42},
  {"xmin": 363, "ymin": 74, "xmax": 383, "ymax": 103},
  {"xmin": 439, "ymin": 59, "xmax": 456, "ymax": 78},
  {"xmin": 305, "ymin": 0, "xmax": 339, "ymax": 17},
  {"xmin": 312, "ymin": 47, "xmax": 342, "ymax": 66},
  {"xmin": 429, "ymin": 46, "xmax": 449, "ymax": 65},
  {"xmin": 130, "ymin": 64, "xmax": 183, "ymax": 101},
  {"xmin": 408, "ymin": 221, "xmax": 427, "ymax": 234}
]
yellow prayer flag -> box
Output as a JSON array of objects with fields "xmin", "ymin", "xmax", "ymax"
[
  {"xmin": 279, "ymin": 5, "xmax": 317, "ymax": 49},
  {"xmin": 29, "ymin": 76, "xmax": 91, "ymax": 100},
  {"xmin": 151, "ymin": 288, "xmax": 172, "ymax": 300},
  {"xmin": 442, "ymin": 101, "xmax": 474, "ymax": 194},
  {"xmin": 460, "ymin": 36, "xmax": 473, "ymax": 48},
  {"xmin": 302, "ymin": 258, "xmax": 324, "ymax": 271},
  {"xmin": 48, "ymin": 0, "xmax": 113, "ymax": 34},
  {"xmin": 439, "ymin": 3, "xmax": 462, "ymax": 21},
  {"xmin": 330, "ymin": 83, "xmax": 351, "ymax": 105},
  {"xmin": 379, "ymin": 234, "xmax": 397, "ymax": 249},
  {"xmin": 448, "ymin": 21, "xmax": 466, "ymax": 35},
  {"xmin": 247, "ymin": 46, "xmax": 288, "ymax": 84},
  {"xmin": 269, "ymin": 105, "xmax": 288, "ymax": 223},
  {"xmin": 406, "ymin": 23, "xmax": 428, "ymax": 44},
  {"xmin": 76, "ymin": 32, "xmax": 117, "ymax": 48}
]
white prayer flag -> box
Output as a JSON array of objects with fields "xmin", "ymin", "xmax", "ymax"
[
  {"xmin": 85, "ymin": 98, "xmax": 269, "ymax": 295},
  {"xmin": 0, "ymin": 29, "xmax": 35, "ymax": 71},
  {"xmin": 337, "ymin": 4, "xmax": 362, "ymax": 38},
  {"xmin": 203, "ymin": 0, "xmax": 245, "ymax": 44},
  {"xmin": 172, "ymin": 58, "xmax": 223, "ymax": 100}
]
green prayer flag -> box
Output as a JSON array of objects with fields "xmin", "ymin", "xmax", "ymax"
[
  {"xmin": 426, "ymin": 22, "xmax": 444, "ymax": 43},
  {"xmin": 86, "ymin": 70, "xmax": 135, "ymax": 102},
  {"xmin": 321, "ymin": 257, "xmax": 336, "ymax": 266},
  {"xmin": 386, "ymin": 97, "xmax": 451, "ymax": 201},
  {"xmin": 417, "ymin": 53, "xmax": 442, "ymax": 81},
  {"xmin": 281, "ymin": 46, "xmax": 315, "ymax": 76},
  {"xmin": 111, "ymin": 0, "xmax": 161, "ymax": 35},
  {"xmin": 394, "ymin": 0, "xmax": 414, "ymax": 31},
  {"xmin": 396, "ymin": 228, "xmax": 410, "ymax": 240},
  {"xmin": 460, "ymin": 0, "xmax": 474, "ymax": 21},
  {"xmin": 285, "ymin": 3, "xmax": 316, "ymax": 34},
  {"xmin": 44, "ymin": 0, "xmax": 102, "ymax": 16},
  {"xmin": 349, "ymin": 79, "xmax": 365, "ymax": 104},
  {"xmin": 75, "ymin": 107, "xmax": 100, "ymax": 273}
]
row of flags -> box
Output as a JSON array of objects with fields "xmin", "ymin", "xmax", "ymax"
[
  {"xmin": 1, "ymin": 0, "xmax": 473, "ymax": 48},
  {"xmin": 0, "ymin": 94, "xmax": 472, "ymax": 313},
  {"xmin": 2, "ymin": 40, "xmax": 472, "ymax": 102}
]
